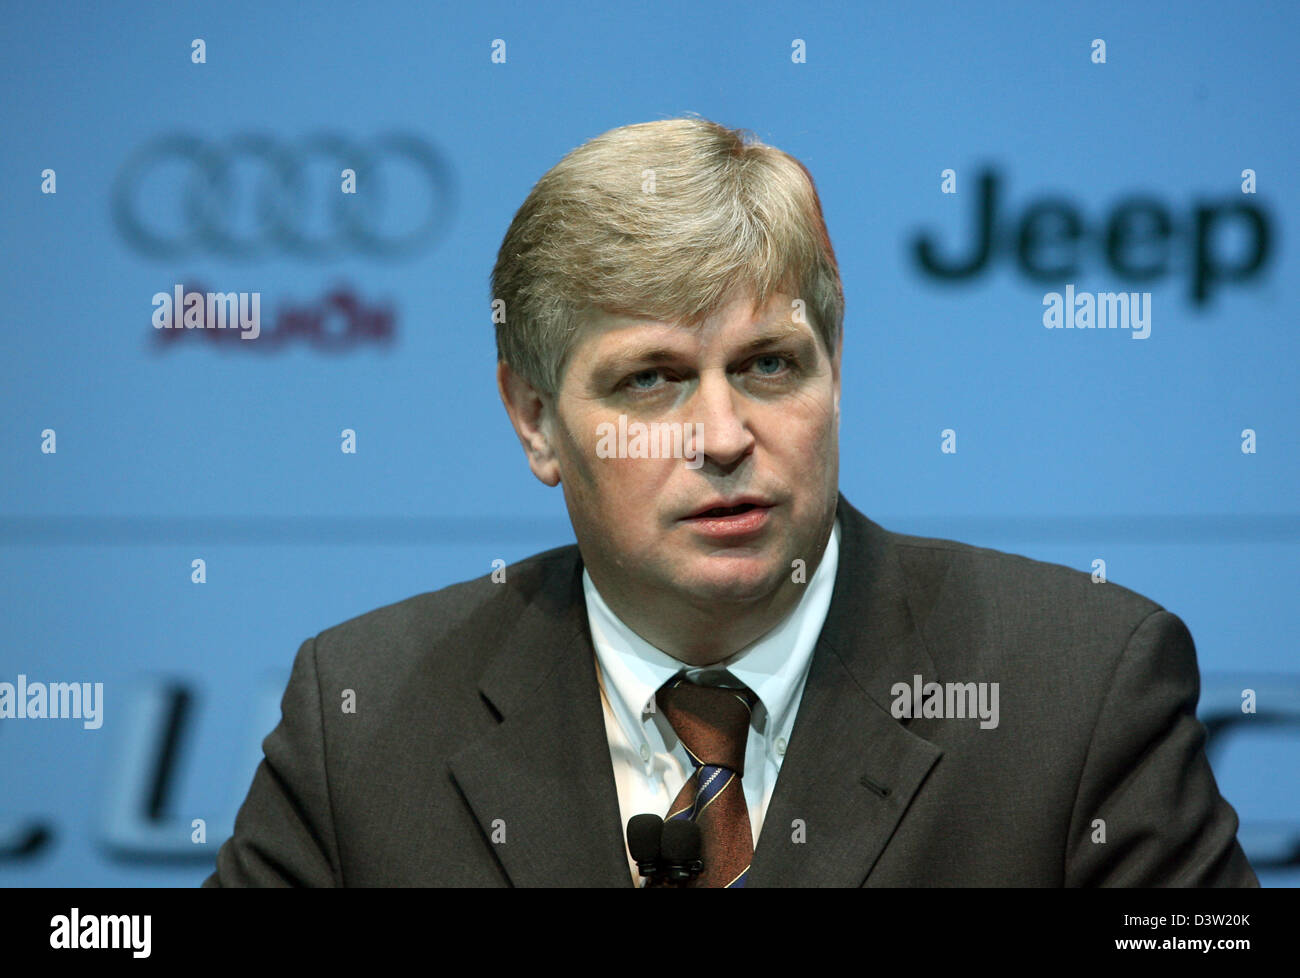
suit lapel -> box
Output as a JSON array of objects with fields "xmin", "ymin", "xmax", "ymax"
[
  {"xmin": 748, "ymin": 494, "xmax": 944, "ymax": 887},
  {"xmin": 447, "ymin": 552, "xmax": 631, "ymax": 887}
]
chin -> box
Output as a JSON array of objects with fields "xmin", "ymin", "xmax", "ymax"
[{"xmin": 674, "ymin": 555, "xmax": 786, "ymax": 605}]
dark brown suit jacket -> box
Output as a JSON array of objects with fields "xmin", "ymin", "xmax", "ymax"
[{"xmin": 204, "ymin": 493, "xmax": 1257, "ymax": 886}]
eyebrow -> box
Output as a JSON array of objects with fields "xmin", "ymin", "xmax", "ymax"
[{"xmin": 591, "ymin": 322, "xmax": 814, "ymax": 384}]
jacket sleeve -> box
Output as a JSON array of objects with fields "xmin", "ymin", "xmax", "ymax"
[
  {"xmin": 1064, "ymin": 608, "xmax": 1258, "ymax": 887},
  {"xmin": 202, "ymin": 636, "xmax": 343, "ymax": 887}
]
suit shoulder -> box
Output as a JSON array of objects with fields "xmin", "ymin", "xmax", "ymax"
[
  {"xmin": 307, "ymin": 543, "xmax": 580, "ymax": 673},
  {"xmin": 884, "ymin": 526, "xmax": 1164, "ymax": 631}
]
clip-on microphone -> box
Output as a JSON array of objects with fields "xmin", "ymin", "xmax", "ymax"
[{"xmin": 627, "ymin": 814, "xmax": 705, "ymax": 886}]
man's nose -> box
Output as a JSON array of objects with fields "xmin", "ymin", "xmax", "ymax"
[{"xmin": 687, "ymin": 371, "xmax": 754, "ymax": 467}]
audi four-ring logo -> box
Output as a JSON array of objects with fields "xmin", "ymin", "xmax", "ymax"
[{"xmin": 112, "ymin": 132, "xmax": 456, "ymax": 258}]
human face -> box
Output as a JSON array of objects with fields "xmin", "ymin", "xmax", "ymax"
[{"xmin": 547, "ymin": 288, "xmax": 841, "ymax": 612}]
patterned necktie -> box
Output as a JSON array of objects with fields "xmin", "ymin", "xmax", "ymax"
[{"xmin": 652, "ymin": 674, "xmax": 757, "ymax": 888}]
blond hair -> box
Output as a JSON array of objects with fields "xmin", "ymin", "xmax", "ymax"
[{"xmin": 491, "ymin": 116, "xmax": 844, "ymax": 394}]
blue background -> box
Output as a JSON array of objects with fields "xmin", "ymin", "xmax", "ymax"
[{"xmin": 1, "ymin": 0, "xmax": 1296, "ymax": 886}]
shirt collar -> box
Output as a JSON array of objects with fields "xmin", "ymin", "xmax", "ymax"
[{"xmin": 584, "ymin": 516, "xmax": 841, "ymax": 747}]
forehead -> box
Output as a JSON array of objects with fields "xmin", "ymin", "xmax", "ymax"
[{"xmin": 575, "ymin": 292, "xmax": 811, "ymax": 356}]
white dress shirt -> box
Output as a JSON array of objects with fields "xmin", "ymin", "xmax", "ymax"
[{"xmin": 583, "ymin": 517, "xmax": 841, "ymax": 885}]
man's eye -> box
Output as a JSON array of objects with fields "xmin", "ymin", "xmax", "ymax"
[
  {"xmin": 753, "ymin": 354, "xmax": 793, "ymax": 376},
  {"xmin": 625, "ymin": 368, "xmax": 665, "ymax": 391}
]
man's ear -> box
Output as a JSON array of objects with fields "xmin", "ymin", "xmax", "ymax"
[
  {"xmin": 498, "ymin": 361, "xmax": 562, "ymax": 487},
  {"xmin": 832, "ymin": 328, "xmax": 843, "ymax": 425}
]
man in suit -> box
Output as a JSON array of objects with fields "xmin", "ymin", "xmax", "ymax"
[{"xmin": 204, "ymin": 117, "xmax": 1256, "ymax": 887}]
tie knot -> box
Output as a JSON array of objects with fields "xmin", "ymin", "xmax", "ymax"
[{"xmin": 655, "ymin": 675, "xmax": 756, "ymax": 775}]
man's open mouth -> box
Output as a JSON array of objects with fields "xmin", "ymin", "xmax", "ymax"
[{"xmin": 689, "ymin": 502, "xmax": 770, "ymax": 519}]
